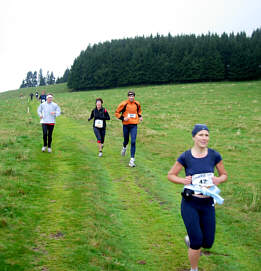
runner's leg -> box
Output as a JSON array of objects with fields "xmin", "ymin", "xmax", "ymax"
[
  {"xmin": 200, "ymin": 200, "xmax": 216, "ymax": 249},
  {"xmin": 94, "ymin": 127, "xmax": 103, "ymax": 152},
  {"xmin": 42, "ymin": 124, "xmax": 48, "ymax": 147},
  {"xmin": 100, "ymin": 128, "xmax": 106, "ymax": 145},
  {"xmin": 181, "ymin": 197, "xmax": 202, "ymax": 270},
  {"xmin": 123, "ymin": 125, "xmax": 129, "ymax": 147},
  {"xmin": 47, "ymin": 125, "xmax": 54, "ymax": 148},
  {"xmin": 130, "ymin": 124, "xmax": 137, "ymax": 158}
]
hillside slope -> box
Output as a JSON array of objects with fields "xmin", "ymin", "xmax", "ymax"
[{"xmin": 0, "ymin": 81, "xmax": 260, "ymax": 270}]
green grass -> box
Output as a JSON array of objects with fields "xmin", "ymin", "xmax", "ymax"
[{"xmin": 0, "ymin": 81, "xmax": 260, "ymax": 270}]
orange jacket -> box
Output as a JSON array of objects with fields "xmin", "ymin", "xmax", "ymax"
[{"xmin": 115, "ymin": 100, "xmax": 142, "ymax": 125}]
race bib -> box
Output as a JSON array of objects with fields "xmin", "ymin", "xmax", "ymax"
[
  {"xmin": 128, "ymin": 113, "xmax": 136, "ymax": 118},
  {"xmin": 95, "ymin": 119, "xmax": 103, "ymax": 128},
  {"xmin": 192, "ymin": 173, "xmax": 214, "ymax": 187}
]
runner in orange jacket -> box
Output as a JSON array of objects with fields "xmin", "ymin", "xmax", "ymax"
[{"xmin": 115, "ymin": 91, "xmax": 143, "ymax": 167}]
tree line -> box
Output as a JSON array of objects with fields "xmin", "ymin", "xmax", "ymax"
[
  {"xmin": 67, "ymin": 28, "xmax": 261, "ymax": 91},
  {"xmin": 20, "ymin": 68, "xmax": 70, "ymax": 88}
]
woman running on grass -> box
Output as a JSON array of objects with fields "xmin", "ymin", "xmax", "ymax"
[
  {"xmin": 167, "ymin": 124, "xmax": 227, "ymax": 271},
  {"xmin": 88, "ymin": 98, "xmax": 110, "ymax": 157},
  {"xmin": 37, "ymin": 93, "xmax": 61, "ymax": 153}
]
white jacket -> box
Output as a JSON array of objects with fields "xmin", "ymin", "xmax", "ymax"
[{"xmin": 37, "ymin": 101, "xmax": 61, "ymax": 124}]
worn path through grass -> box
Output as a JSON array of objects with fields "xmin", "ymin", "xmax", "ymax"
[
  {"xmin": 23, "ymin": 107, "xmax": 190, "ymax": 271},
  {"xmin": 0, "ymin": 81, "xmax": 260, "ymax": 271}
]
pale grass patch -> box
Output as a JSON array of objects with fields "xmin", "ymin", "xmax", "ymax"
[
  {"xmin": 248, "ymin": 137, "xmax": 257, "ymax": 144},
  {"xmin": 144, "ymin": 128, "xmax": 167, "ymax": 137},
  {"xmin": 252, "ymin": 126, "xmax": 261, "ymax": 133},
  {"xmin": 16, "ymin": 151, "xmax": 29, "ymax": 161},
  {"xmin": 72, "ymin": 113, "xmax": 90, "ymax": 120},
  {"xmin": 235, "ymin": 129, "xmax": 241, "ymax": 136},
  {"xmin": 253, "ymin": 115, "xmax": 261, "ymax": 122},
  {"xmin": 226, "ymin": 145, "xmax": 236, "ymax": 151},
  {"xmin": 90, "ymin": 238, "xmax": 100, "ymax": 248},
  {"xmin": 242, "ymin": 184, "xmax": 260, "ymax": 212},
  {"xmin": 235, "ymin": 122, "xmax": 248, "ymax": 129}
]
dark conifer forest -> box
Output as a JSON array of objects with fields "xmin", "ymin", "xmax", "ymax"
[{"xmin": 67, "ymin": 29, "xmax": 261, "ymax": 90}]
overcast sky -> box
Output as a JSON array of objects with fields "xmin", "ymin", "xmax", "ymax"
[{"xmin": 0, "ymin": 0, "xmax": 260, "ymax": 93}]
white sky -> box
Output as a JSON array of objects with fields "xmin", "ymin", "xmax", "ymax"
[{"xmin": 0, "ymin": 0, "xmax": 260, "ymax": 93}]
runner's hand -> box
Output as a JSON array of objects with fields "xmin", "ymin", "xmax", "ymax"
[
  {"xmin": 124, "ymin": 117, "xmax": 129, "ymax": 121},
  {"xmin": 183, "ymin": 176, "xmax": 192, "ymax": 185},
  {"xmin": 139, "ymin": 116, "xmax": 143, "ymax": 121},
  {"xmin": 212, "ymin": 176, "xmax": 221, "ymax": 185}
]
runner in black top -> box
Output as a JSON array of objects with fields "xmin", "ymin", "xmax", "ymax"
[
  {"xmin": 88, "ymin": 98, "xmax": 110, "ymax": 157},
  {"xmin": 39, "ymin": 91, "xmax": 47, "ymax": 103}
]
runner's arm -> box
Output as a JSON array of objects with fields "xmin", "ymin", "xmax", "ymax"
[
  {"xmin": 104, "ymin": 109, "xmax": 110, "ymax": 120},
  {"xmin": 137, "ymin": 102, "xmax": 142, "ymax": 117},
  {"xmin": 212, "ymin": 160, "xmax": 228, "ymax": 185},
  {"xmin": 88, "ymin": 110, "xmax": 94, "ymax": 121},
  {"xmin": 167, "ymin": 161, "xmax": 192, "ymax": 185},
  {"xmin": 115, "ymin": 102, "xmax": 125, "ymax": 120},
  {"xmin": 55, "ymin": 105, "xmax": 61, "ymax": 117},
  {"xmin": 37, "ymin": 104, "xmax": 42, "ymax": 117}
]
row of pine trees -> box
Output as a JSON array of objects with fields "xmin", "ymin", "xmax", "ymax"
[
  {"xmin": 19, "ymin": 28, "xmax": 261, "ymax": 91},
  {"xmin": 20, "ymin": 68, "xmax": 70, "ymax": 88},
  {"xmin": 68, "ymin": 28, "xmax": 261, "ymax": 90}
]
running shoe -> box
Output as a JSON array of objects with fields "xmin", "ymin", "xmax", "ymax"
[
  {"xmin": 121, "ymin": 147, "xmax": 127, "ymax": 156},
  {"xmin": 98, "ymin": 151, "xmax": 103, "ymax": 157},
  {"xmin": 42, "ymin": 146, "xmax": 46, "ymax": 152},
  {"xmin": 184, "ymin": 235, "xmax": 190, "ymax": 248},
  {"xmin": 48, "ymin": 148, "xmax": 52, "ymax": 153},
  {"xmin": 129, "ymin": 158, "xmax": 136, "ymax": 167}
]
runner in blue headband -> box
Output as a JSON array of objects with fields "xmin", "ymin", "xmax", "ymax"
[
  {"xmin": 192, "ymin": 124, "xmax": 209, "ymax": 137},
  {"xmin": 168, "ymin": 124, "xmax": 227, "ymax": 271}
]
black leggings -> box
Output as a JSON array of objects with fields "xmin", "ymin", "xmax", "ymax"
[
  {"xmin": 93, "ymin": 127, "xmax": 106, "ymax": 144},
  {"xmin": 181, "ymin": 196, "xmax": 216, "ymax": 250},
  {"xmin": 42, "ymin": 124, "xmax": 55, "ymax": 147}
]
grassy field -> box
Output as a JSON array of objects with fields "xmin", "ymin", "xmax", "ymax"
[{"xmin": 0, "ymin": 81, "xmax": 260, "ymax": 271}]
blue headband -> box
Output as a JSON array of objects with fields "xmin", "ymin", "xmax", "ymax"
[{"xmin": 192, "ymin": 124, "xmax": 209, "ymax": 137}]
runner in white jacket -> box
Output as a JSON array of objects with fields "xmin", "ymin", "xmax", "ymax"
[{"xmin": 37, "ymin": 94, "xmax": 61, "ymax": 152}]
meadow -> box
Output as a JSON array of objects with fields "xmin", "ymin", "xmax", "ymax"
[{"xmin": 0, "ymin": 81, "xmax": 260, "ymax": 271}]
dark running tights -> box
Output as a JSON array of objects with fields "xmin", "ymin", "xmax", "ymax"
[
  {"xmin": 42, "ymin": 124, "xmax": 55, "ymax": 148},
  {"xmin": 181, "ymin": 196, "xmax": 216, "ymax": 250},
  {"xmin": 93, "ymin": 127, "xmax": 106, "ymax": 144},
  {"xmin": 123, "ymin": 124, "xmax": 137, "ymax": 158}
]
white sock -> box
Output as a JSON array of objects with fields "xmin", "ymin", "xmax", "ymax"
[{"xmin": 191, "ymin": 268, "xmax": 198, "ymax": 271}]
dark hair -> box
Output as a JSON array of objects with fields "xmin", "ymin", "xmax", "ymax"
[
  {"xmin": 128, "ymin": 91, "xmax": 135, "ymax": 96},
  {"xmin": 96, "ymin": 98, "xmax": 103, "ymax": 104}
]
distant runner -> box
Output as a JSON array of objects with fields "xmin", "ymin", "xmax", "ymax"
[
  {"xmin": 35, "ymin": 91, "xmax": 39, "ymax": 99},
  {"xmin": 167, "ymin": 124, "xmax": 228, "ymax": 271},
  {"xmin": 37, "ymin": 93, "xmax": 61, "ymax": 153},
  {"xmin": 88, "ymin": 98, "xmax": 110, "ymax": 157},
  {"xmin": 115, "ymin": 91, "xmax": 143, "ymax": 167},
  {"xmin": 39, "ymin": 91, "xmax": 47, "ymax": 103},
  {"xmin": 29, "ymin": 93, "xmax": 34, "ymax": 101}
]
